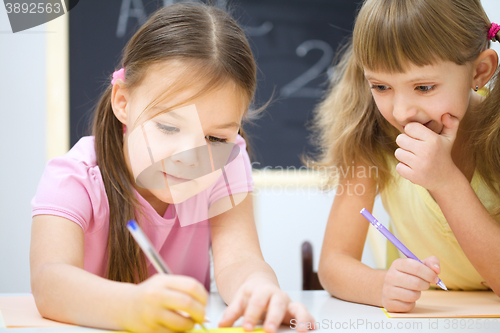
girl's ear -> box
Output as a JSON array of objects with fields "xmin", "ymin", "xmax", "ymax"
[
  {"xmin": 111, "ymin": 82, "xmax": 129, "ymax": 125},
  {"xmin": 472, "ymin": 49, "xmax": 499, "ymax": 89}
]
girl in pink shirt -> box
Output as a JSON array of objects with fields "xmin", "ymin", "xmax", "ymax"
[{"xmin": 30, "ymin": 3, "xmax": 313, "ymax": 332}]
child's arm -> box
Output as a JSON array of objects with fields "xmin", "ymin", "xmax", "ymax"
[
  {"xmin": 30, "ymin": 215, "xmax": 207, "ymax": 332},
  {"xmin": 429, "ymin": 168, "xmax": 500, "ymax": 295},
  {"xmin": 210, "ymin": 194, "xmax": 314, "ymax": 333},
  {"xmin": 431, "ymin": 176, "xmax": 500, "ymax": 297},
  {"xmin": 317, "ymin": 161, "xmax": 440, "ymax": 312},
  {"xmin": 317, "ymin": 170, "xmax": 385, "ymax": 305},
  {"xmin": 396, "ymin": 115, "xmax": 500, "ymax": 296}
]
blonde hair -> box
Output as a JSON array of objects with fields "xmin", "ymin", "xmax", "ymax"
[{"xmin": 311, "ymin": 0, "xmax": 500, "ymax": 209}]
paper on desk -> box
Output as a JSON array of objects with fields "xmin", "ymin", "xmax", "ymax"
[
  {"xmin": 187, "ymin": 329, "xmax": 264, "ymax": 333},
  {"xmin": 0, "ymin": 296, "xmax": 77, "ymax": 327},
  {"xmin": 0, "ymin": 296, "xmax": 264, "ymax": 331},
  {"xmin": 0, "ymin": 309, "xmax": 5, "ymax": 328},
  {"xmin": 81, "ymin": 327, "xmax": 263, "ymax": 333},
  {"xmin": 384, "ymin": 290, "xmax": 500, "ymax": 318},
  {"xmin": 107, "ymin": 328, "xmax": 264, "ymax": 333}
]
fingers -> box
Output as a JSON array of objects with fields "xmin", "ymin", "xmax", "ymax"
[
  {"xmin": 403, "ymin": 122, "xmax": 433, "ymax": 141},
  {"xmin": 145, "ymin": 275, "xmax": 208, "ymax": 326},
  {"xmin": 394, "ymin": 258, "xmax": 438, "ymax": 285},
  {"xmin": 390, "ymin": 270, "xmax": 431, "ymax": 291},
  {"xmin": 396, "ymin": 133, "xmax": 421, "ymax": 152},
  {"xmin": 394, "ymin": 147, "xmax": 417, "ymax": 165},
  {"xmin": 383, "ymin": 298, "xmax": 417, "ymax": 313},
  {"xmin": 422, "ymin": 256, "xmax": 441, "ymax": 279},
  {"xmin": 242, "ymin": 287, "xmax": 275, "ymax": 331},
  {"xmin": 439, "ymin": 113, "xmax": 460, "ymax": 139},
  {"xmin": 395, "ymin": 133, "xmax": 420, "ymax": 169},
  {"xmin": 158, "ymin": 275, "xmax": 209, "ymax": 306},
  {"xmin": 156, "ymin": 308, "xmax": 196, "ymax": 332},
  {"xmin": 383, "ymin": 258, "xmax": 443, "ymax": 312},
  {"xmin": 386, "ymin": 285, "xmax": 421, "ymax": 304},
  {"xmin": 159, "ymin": 289, "xmax": 206, "ymax": 325},
  {"xmin": 283, "ymin": 302, "xmax": 316, "ymax": 332},
  {"xmin": 402, "ymin": 115, "xmax": 459, "ymax": 147},
  {"xmin": 395, "ymin": 161, "xmax": 412, "ymax": 180},
  {"xmin": 219, "ymin": 281, "xmax": 314, "ymax": 333},
  {"xmin": 131, "ymin": 275, "xmax": 209, "ymax": 333},
  {"xmin": 220, "ymin": 284, "xmax": 313, "ymax": 333},
  {"xmin": 218, "ymin": 288, "xmax": 248, "ymax": 328},
  {"xmin": 261, "ymin": 291, "xmax": 289, "ymax": 332}
]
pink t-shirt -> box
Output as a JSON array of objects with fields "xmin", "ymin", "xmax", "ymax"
[{"xmin": 31, "ymin": 135, "xmax": 253, "ymax": 290}]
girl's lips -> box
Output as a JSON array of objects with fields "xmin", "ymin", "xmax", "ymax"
[
  {"xmin": 402, "ymin": 120, "xmax": 432, "ymax": 131},
  {"xmin": 162, "ymin": 172, "xmax": 190, "ymax": 185}
]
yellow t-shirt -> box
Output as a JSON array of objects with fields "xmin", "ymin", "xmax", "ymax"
[{"xmin": 380, "ymin": 158, "xmax": 499, "ymax": 290}]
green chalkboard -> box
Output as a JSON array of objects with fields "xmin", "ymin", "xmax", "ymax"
[{"xmin": 69, "ymin": 0, "xmax": 359, "ymax": 168}]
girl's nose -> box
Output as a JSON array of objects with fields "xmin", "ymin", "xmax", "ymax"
[
  {"xmin": 392, "ymin": 94, "xmax": 418, "ymax": 124},
  {"xmin": 169, "ymin": 133, "xmax": 207, "ymax": 168},
  {"xmin": 172, "ymin": 145, "xmax": 199, "ymax": 168}
]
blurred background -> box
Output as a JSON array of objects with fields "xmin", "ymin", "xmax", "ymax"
[{"xmin": 1, "ymin": 0, "xmax": 499, "ymax": 293}]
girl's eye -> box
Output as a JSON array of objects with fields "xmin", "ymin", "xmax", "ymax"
[
  {"xmin": 156, "ymin": 123, "xmax": 179, "ymax": 134},
  {"xmin": 370, "ymin": 85, "xmax": 389, "ymax": 92},
  {"xmin": 416, "ymin": 85, "xmax": 434, "ymax": 92},
  {"xmin": 205, "ymin": 135, "xmax": 227, "ymax": 145}
]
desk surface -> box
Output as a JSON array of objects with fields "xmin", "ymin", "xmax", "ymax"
[{"xmin": 1, "ymin": 291, "xmax": 500, "ymax": 333}]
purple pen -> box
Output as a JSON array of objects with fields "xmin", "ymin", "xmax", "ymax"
[{"xmin": 360, "ymin": 208, "xmax": 448, "ymax": 291}]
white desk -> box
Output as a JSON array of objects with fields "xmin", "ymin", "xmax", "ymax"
[{"xmin": 1, "ymin": 291, "xmax": 499, "ymax": 333}]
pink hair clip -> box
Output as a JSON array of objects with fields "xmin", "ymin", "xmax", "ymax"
[
  {"xmin": 111, "ymin": 68, "xmax": 125, "ymax": 85},
  {"xmin": 488, "ymin": 23, "xmax": 500, "ymax": 42}
]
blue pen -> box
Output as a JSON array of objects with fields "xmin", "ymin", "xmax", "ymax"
[
  {"xmin": 126, "ymin": 220, "xmax": 209, "ymax": 331},
  {"xmin": 360, "ymin": 208, "xmax": 448, "ymax": 291},
  {"xmin": 127, "ymin": 220, "xmax": 173, "ymax": 274}
]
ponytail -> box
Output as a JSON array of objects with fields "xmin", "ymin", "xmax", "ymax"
[
  {"xmin": 92, "ymin": 86, "xmax": 148, "ymax": 283},
  {"xmin": 88, "ymin": 2, "xmax": 258, "ymax": 283}
]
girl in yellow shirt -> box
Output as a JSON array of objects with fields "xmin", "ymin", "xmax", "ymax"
[{"xmin": 313, "ymin": 0, "xmax": 500, "ymax": 312}]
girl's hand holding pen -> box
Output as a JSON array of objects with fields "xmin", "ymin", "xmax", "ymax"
[
  {"xmin": 382, "ymin": 256, "xmax": 442, "ymax": 312},
  {"xmin": 219, "ymin": 277, "xmax": 315, "ymax": 333},
  {"xmin": 395, "ymin": 113, "xmax": 461, "ymax": 193},
  {"xmin": 121, "ymin": 274, "xmax": 208, "ymax": 333}
]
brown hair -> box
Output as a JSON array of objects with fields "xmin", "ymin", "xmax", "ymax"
[
  {"xmin": 91, "ymin": 2, "xmax": 257, "ymax": 283},
  {"xmin": 311, "ymin": 0, "xmax": 500, "ymax": 209}
]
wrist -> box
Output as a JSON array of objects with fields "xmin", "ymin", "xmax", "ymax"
[
  {"xmin": 429, "ymin": 165, "xmax": 467, "ymax": 198},
  {"xmin": 246, "ymin": 274, "xmax": 278, "ymax": 286},
  {"xmin": 112, "ymin": 282, "xmax": 137, "ymax": 330},
  {"xmin": 377, "ymin": 269, "xmax": 388, "ymax": 308}
]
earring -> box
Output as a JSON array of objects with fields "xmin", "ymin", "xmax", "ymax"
[{"xmin": 475, "ymin": 85, "xmax": 479, "ymax": 92}]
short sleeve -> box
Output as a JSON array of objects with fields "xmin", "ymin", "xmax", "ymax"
[
  {"xmin": 31, "ymin": 155, "xmax": 104, "ymax": 232},
  {"xmin": 208, "ymin": 135, "xmax": 254, "ymax": 206}
]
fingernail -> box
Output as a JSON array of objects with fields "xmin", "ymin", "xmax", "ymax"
[
  {"xmin": 435, "ymin": 276, "xmax": 439, "ymax": 284},
  {"xmin": 433, "ymin": 264, "xmax": 440, "ymax": 269},
  {"xmin": 266, "ymin": 323, "xmax": 276, "ymax": 332},
  {"xmin": 244, "ymin": 322, "xmax": 253, "ymax": 331}
]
